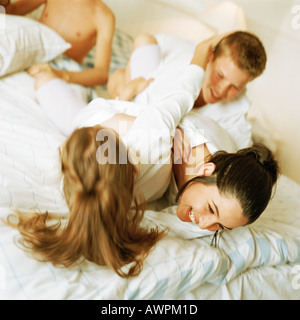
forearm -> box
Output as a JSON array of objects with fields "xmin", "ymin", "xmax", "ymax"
[
  {"xmin": 4, "ymin": 2, "xmax": 23, "ymax": 14},
  {"xmin": 4, "ymin": 0, "xmax": 44, "ymax": 15},
  {"xmin": 191, "ymin": 33, "xmax": 227, "ymax": 69},
  {"xmin": 118, "ymin": 77, "xmax": 153, "ymax": 101},
  {"xmin": 117, "ymin": 82, "xmax": 138, "ymax": 101},
  {"xmin": 173, "ymin": 143, "xmax": 211, "ymax": 189},
  {"xmin": 186, "ymin": 143, "xmax": 211, "ymax": 175},
  {"xmin": 60, "ymin": 66, "xmax": 109, "ymax": 87}
]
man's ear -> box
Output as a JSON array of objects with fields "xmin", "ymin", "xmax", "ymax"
[{"xmin": 197, "ymin": 162, "xmax": 216, "ymax": 176}]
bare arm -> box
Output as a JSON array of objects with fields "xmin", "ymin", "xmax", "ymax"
[
  {"xmin": 118, "ymin": 77, "xmax": 154, "ymax": 101},
  {"xmin": 4, "ymin": 0, "xmax": 45, "ymax": 15},
  {"xmin": 173, "ymin": 139, "xmax": 212, "ymax": 190},
  {"xmin": 190, "ymin": 33, "xmax": 228, "ymax": 68},
  {"xmin": 61, "ymin": 5, "xmax": 115, "ymax": 87}
]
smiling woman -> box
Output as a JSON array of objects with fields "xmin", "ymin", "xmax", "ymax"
[
  {"xmin": 177, "ymin": 180, "xmax": 246, "ymax": 231},
  {"xmin": 176, "ymin": 144, "xmax": 279, "ymax": 232}
]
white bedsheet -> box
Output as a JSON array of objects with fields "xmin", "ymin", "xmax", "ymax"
[{"xmin": 0, "ymin": 62, "xmax": 300, "ymax": 299}]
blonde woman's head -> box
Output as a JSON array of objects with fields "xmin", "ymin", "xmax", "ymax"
[{"xmin": 8, "ymin": 125, "xmax": 166, "ymax": 277}]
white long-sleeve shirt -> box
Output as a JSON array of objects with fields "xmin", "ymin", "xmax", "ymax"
[
  {"xmin": 37, "ymin": 64, "xmax": 205, "ymax": 202},
  {"xmin": 76, "ymin": 64, "xmax": 205, "ymax": 202}
]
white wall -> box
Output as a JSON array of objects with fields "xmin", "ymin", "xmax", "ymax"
[
  {"xmin": 220, "ymin": 0, "xmax": 300, "ymax": 184},
  {"xmin": 103, "ymin": 0, "xmax": 300, "ymax": 184}
]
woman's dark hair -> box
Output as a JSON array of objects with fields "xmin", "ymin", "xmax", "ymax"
[{"xmin": 176, "ymin": 143, "xmax": 280, "ymax": 225}]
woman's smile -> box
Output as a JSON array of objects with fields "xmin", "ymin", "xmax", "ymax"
[{"xmin": 177, "ymin": 182, "xmax": 247, "ymax": 231}]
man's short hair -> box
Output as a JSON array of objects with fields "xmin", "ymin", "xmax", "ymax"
[{"xmin": 213, "ymin": 31, "xmax": 267, "ymax": 79}]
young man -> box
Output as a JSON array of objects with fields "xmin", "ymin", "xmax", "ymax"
[
  {"xmin": 190, "ymin": 31, "xmax": 266, "ymax": 107},
  {"xmin": 3, "ymin": 0, "xmax": 115, "ymax": 86},
  {"xmin": 107, "ymin": 31, "xmax": 267, "ymax": 107}
]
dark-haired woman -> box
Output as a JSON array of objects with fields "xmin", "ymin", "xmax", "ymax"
[{"xmin": 173, "ymin": 142, "xmax": 279, "ymax": 231}]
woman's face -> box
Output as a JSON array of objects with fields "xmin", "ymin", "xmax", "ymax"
[{"xmin": 177, "ymin": 181, "xmax": 248, "ymax": 231}]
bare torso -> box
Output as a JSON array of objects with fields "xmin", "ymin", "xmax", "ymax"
[{"xmin": 40, "ymin": 0, "xmax": 109, "ymax": 63}]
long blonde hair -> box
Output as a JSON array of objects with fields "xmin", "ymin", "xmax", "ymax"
[{"xmin": 7, "ymin": 126, "xmax": 166, "ymax": 277}]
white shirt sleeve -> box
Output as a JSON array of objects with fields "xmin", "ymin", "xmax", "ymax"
[
  {"xmin": 178, "ymin": 111, "xmax": 238, "ymax": 154},
  {"xmin": 141, "ymin": 64, "xmax": 205, "ymax": 132},
  {"xmin": 125, "ymin": 65, "xmax": 204, "ymax": 163},
  {"xmin": 125, "ymin": 64, "xmax": 205, "ymax": 201},
  {"xmin": 125, "ymin": 64, "xmax": 204, "ymax": 152}
]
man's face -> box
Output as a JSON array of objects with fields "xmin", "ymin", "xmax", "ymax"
[{"xmin": 202, "ymin": 53, "xmax": 252, "ymax": 104}]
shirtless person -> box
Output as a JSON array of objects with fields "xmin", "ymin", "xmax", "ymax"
[
  {"xmin": 3, "ymin": 0, "xmax": 115, "ymax": 86},
  {"xmin": 108, "ymin": 32, "xmax": 267, "ymax": 107}
]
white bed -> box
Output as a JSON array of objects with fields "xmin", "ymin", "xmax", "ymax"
[{"xmin": 0, "ymin": 0, "xmax": 300, "ymax": 300}]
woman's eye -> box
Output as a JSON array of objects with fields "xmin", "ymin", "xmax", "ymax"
[{"xmin": 208, "ymin": 204, "xmax": 214, "ymax": 214}]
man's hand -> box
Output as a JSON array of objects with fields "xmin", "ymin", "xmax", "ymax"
[{"xmin": 190, "ymin": 33, "xmax": 228, "ymax": 69}]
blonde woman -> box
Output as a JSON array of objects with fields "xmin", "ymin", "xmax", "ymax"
[{"xmin": 10, "ymin": 125, "xmax": 166, "ymax": 277}]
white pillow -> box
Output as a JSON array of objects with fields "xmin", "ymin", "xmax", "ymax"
[
  {"xmin": 149, "ymin": 0, "xmax": 247, "ymax": 32},
  {"xmin": 0, "ymin": 15, "xmax": 71, "ymax": 77}
]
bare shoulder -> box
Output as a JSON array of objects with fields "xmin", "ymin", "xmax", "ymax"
[
  {"xmin": 94, "ymin": 0, "xmax": 115, "ymax": 24},
  {"xmin": 93, "ymin": 0, "xmax": 115, "ymax": 39}
]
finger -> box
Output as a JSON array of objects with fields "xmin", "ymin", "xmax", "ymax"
[
  {"xmin": 27, "ymin": 65, "xmax": 40, "ymax": 76},
  {"xmin": 173, "ymin": 129, "xmax": 184, "ymax": 164},
  {"xmin": 182, "ymin": 135, "xmax": 192, "ymax": 163}
]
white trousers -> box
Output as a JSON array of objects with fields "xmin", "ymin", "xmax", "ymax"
[{"xmin": 36, "ymin": 79, "xmax": 86, "ymax": 136}]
